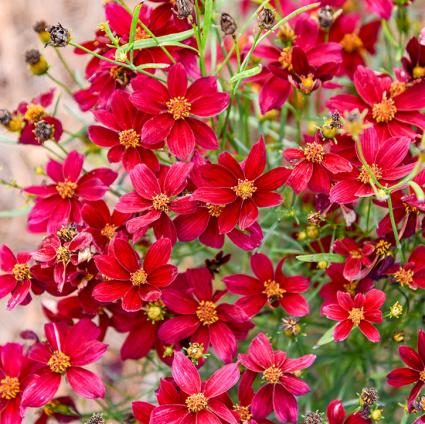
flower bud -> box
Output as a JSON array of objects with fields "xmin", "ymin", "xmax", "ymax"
[
  {"xmin": 369, "ymin": 408, "xmax": 383, "ymax": 421},
  {"xmin": 175, "ymin": 0, "xmax": 194, "ymax": 20},
  {"xmin": 33, "ymin": 20, "xmax": 50, "ymax": 44},
  {"xmin": 86, "ymin": 413, "xmax": 105, "ymax": 424},
  {"xmin": 393, "ymin": 331, "xmax": 405, "ymax": 343},
  {"xmin": 220, "ymin": 13, "xmax": 237, "ymax": 36},
  {"xmin": 360, "ymin": 387, "xmax": 378, "ymax": 406},
  {"xmin": 317, "ymin": 6, "xmax": 335, "ymax": 29},
  {"xmin": 257, "ymin": 8, "xmax": 275, "ymax": 30},
  {"xmin": 306, "ymin": 224, "xmax": 319, "ymax": 239},
  {"xmin": 389, "ymin": 301, "xmax": 403, "ymax": 318},
  {"xmin": 282, "ymin": 317, "xmax": 301, "ymax": 337},
  {"xmin": 317, "ymin": 261, "xmax": 328, "ymax": 270},
  {"xmin": 33, "ymin": 120, "xmax": 54, "ymax": 143},
  {"xmin": 303, "ymin": 411, "xmax": 323, "ymax": 424},
  {"xmin": 25, "ymin": 49, "xmax": 49, "ymax": 75},
  {"xmin": 46, "ymin": 23, "xmax": 70, "ymax": 47}
]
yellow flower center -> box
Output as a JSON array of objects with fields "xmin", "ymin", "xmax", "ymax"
[
  {"xmin": 110, "ymin": 66, "xmax": 129, "ymax": 86},
  {"xmin": 375, "ymin": 240, "xmax": 392, "ymax": 257},
  {"xmin": 152, "ymin": 193, "xmax": 171, "ymax": 212},
  {"xmin": 48, "ymin": 351, "xmax": 71, "ymax": 374},
  {"xmin": 135, "ymin": 26, "xmax": 151, "ymax": 40},
  {"xmin": 166, "ymin": 96, "xmax": 191, "ymax": 120},
  {"xmin": 0, "ymin": 376, "xmax": 20, "ymax": 400},
  {"xmin": 348, "ymin": 307, "xmax": 364, "ymax": 326},
  {"xmin": 262, "ymin": 365, "xmax": 282, "ymax": 384},
  {"xmin": 344, "ymin": 281, "xmax": 358, "ymax": 295},
  {"xmin": 413, "ymin": 65, "xmax": 425, "ymax": 79},
  {"xmin": 119, "ymin": 129, "xmax": 140, "ymax": 149},
  {"xmin": 24, "ymin": 104, "xmax": 45, "ymax": 122},
  {"xmin": 196, "ymin": 300, "xmax": 219, "ymax": 326},
  {"xmin": 358, "ymin": 163, "xmax": 383, "ymax": 184},
  {"xmin": 232, "ymin": 179, "xmax": 257, "ymax": 200},
  {"xmin": 130, "ymin": 268, "xmax": 148, "ymax": 286},
  {"xmin": 390, "ymin": 81, "xmax": 406, "ymax": 97},
  {"xmin": 12, "ymin": 263, "xmax": 31, "ymax": 281},
  {"xmin": 340, "ymin": 33, "xmax": 363, "ymax": 53},
  {"xmin": 186, "ymin": 343, "xmax": 205, "ymax": 361},
  {"xmin": 299, "ymin": 73, "xmax": 316, "ymax": 94},
  {"xmin": 145, "ymin": 300, "xmax": 166, "ymax": 322},
  {"xmin": 372, "ymin": 96, "xmax": 397, "ymax": 123},
  {"xmin": 350, "ymin": 250, "xmax": 362, "ymax": 259},
  {"xmin": 278, "ymin": 23, "xmax": 296, "ymax": 44},
  {"xmin": 420, "ymin": 369, "xmax": 425, "ymax": 382},
  {"xmin": 56, "ymin": 180, "xmax": 77, "ymax": 199},
  {"xmin": 206, "ymin": 203, "xmax": 224, "ymax": 217},
  {"xmin": 100, "ymin": 223, "xmax": 117, "ymax": 239},
  {"xmin": 55, "ymin": 246, "xmax": 70, "ymax": 263},
  {"xmin": 233, "ymin": 404, "xmax": 253, "ymax": 422},
  {"xmin": 263, "ymin": 279, "xmax": 285, "ymax": 300},
  {"xmin": 185, "ymin": 392, "xmax": 208, "ymax": 413},
  {"xmin": 404, "ymin": 203, "xmax": 419, "ymax": 214},
  {"xmin": 394, "ymin": 267, "xmax": 414, "ymax": 287},
  {"xmin": 304, "ymin": 142, "xmax": 325, "ymax": 163},
  {"xmin": 278, "ymin": 47, "xmax": 293, "ymax": 70}
]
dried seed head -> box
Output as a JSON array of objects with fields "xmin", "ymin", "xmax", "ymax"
[
  {"xmin": 175, "ymin": 0, "xmax": 194, "ymax": 20},
  {"xmin": 0, "ymin": 109, "xmax": 12, "ymax": 126},
  {"xmin": 281, "ymin": 317, "xmax": 301, "ymax": 337},
  {"xmin": 86, "ymin": 413, "xmax": 105, "ymax": 424},
  {"xmin": 304, "ymin": 411, "xmax": 323, "ymax": 424},
  {"xmin": 317, "ymin": 6, "xmax": 335, "ymax": 29},
  {"xmin": 220, "ymin": 13, "xmax": 237, "ymax": 36},
  {"xmin": 25, "ymin": 49, "xmax": 41, "ymax": 65},
  {"xmin": 257, "ymin": 8, "xmax": 275, "ymax": 30},
  {"xmin": 33, "ymin": 20, "xmax": 47, "ymax": 34},
  {"xmin": 360, "ymin": 387, "xmax": 379, "ymax": 405},
  {"xmin": 46, "ymin": 23, "xmax": 70, "ymax": 47},
  {"xmin": 33, "ymin": 120, "xmax": 54, "ymax": 143}
]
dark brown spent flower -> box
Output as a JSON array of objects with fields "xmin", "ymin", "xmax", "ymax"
[
  {"xmin": 220, "ymin": 13, "xmax": 237, "ymax": 36},
  {"xmin": 57, "ymin": 224, "xmax": 78, "ymax": 242},
  {"xmin": 317, "ymin": 6, "xmax": 335, "ymax": 29},
  {"xmin": 123, "ymin": 414, "xmax": 137, "ymax": 424},
  {"xmin": 25, "ymin": 49, "xmax": 42, "ymax": 65},
  {"xmin": 360, "ymin": 387, "xmax": 378, "ymax": 406},
  {"xmin": 329, "ymin": 111, "xmax": 343, "ymax": 129},
  {"xmin": 86, "ymin": 413, "xmax": 105, "ymax": 424},
  {"xmin": 257, "ymin": 8, "xmax": 275, "ymax": 30},
  {"xmin": 46, "ymin": 23, "xmax": 70, "ymax": 47},
  {"xmin": 33, "ymin": 120, "xmax": 54, "ymax": 143},
  {"xmin": 33, "ymin": 20, "xmax": 47, "ymax": 34},
  {"xmin": 304, "ymin": 411, "xmax": 323, "ymax": 424},
  {"xmin": 307, "ymin": 211, "xmax": 326, "ymax": 226},
  {"xmin": 205, "ymin": 251, "xmax": 231, "ymax": 275},
  {"xmin": 0, "ymin": 109, "xmax": 12, "ymax": 126},
  {"xmin": 174, "ymin": 0, "xmax": 194, "ymax": 20}
]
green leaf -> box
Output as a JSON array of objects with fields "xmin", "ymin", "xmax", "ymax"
[
  {"xmin": 134, "ymin": 63, "xmax": 170, "ymax": 71},
  {"xmin": 201, "ymin": 0, "xmax": 214, "ymax": 50},
  {"xmin": 314, "ymin": 324, "xmax": 337, "ymax": 348},
  {"xmin": 296, "ymin": 253, "xmax": 345, "ymax": 263},
  {"xmin": 408, "ymin": 180, "xmax": 425, "ymax": 201},
  {"xmin": 128, "ymin": 3, "xmax": 144, "ymax": 63},
  {"xmin": 230, "ymin": 65, "xmax": 263, "ymax": 84}
]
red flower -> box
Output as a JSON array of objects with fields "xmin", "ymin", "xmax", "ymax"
[
  {"xmin": 284, "ymin": 137, "xmax": 352, "ymax": 194},
  {"xmin": 328, "ymin": 14, "xmax": 380, "ymax": 77},
  {"xmin": 0, "ymin": 245, "xmax": 33, "ymax": 310},
  {"xmin": 21, "ymin": 319, "xmax": 107, "ymax": 407},
  {"xmin": 150, "ymin": 351, "xmax": 240, "ymax": 423},
  {"xmin": 330, "ymin": 127, "xmax": 414, "ymax": 204},
  {"xmin": 115, "ymin": 162, "xmax": 195, "ymax": 243},
  {"xmin": 159, "ymin": 267, "xmax": 253, "ymax": 363},
  {"xmin": 323, "ymin": 289, "xmax": 385, "ymax": 343},
  {"xmin": 365, "ymin": 0, "xmax": 393, "ymax": 20},
  {"xmin": 93, "ymin": 237, "xmax": 177, "ymax": 311},
  {"xmin": 130, "ymin": 63, "xmax": 229, "ymax": 159},
  {"xmin": 34, "ymin": 396, "xmax": 79, "ymax": 424},
  {"xmin": 25, "ymin": 151, "xmax": 117, "ymax": 233},
  {"xmin": 239, "ymin": 333, "xmax": 316, "ymax": 423},
  {"xmin": 88, "ymin": 90, "xmax": 160, "ymax": 171},
  {"xmin": 326, "ymin": 399, "xmax": 370, "ymax": 423},
  {"xmin": 328, "ymin": 66, "xmax": 425, "ymax": 140},
  {"xmin": 81, "ymin": 200, "xmax": 130, "ymax": 251},
  {"xmin": 0, "ymin": 343, "xmax": 38, "ymax": 423},
  {"xmin": 333, "ymin": 238, "xmax": 375, "ymax": 281},
  {"xmin": 192, "ymin": 137, "xmax": 289, "ymax": 233},
  {"xmin": 401, "ymin": 37, "xmax": 425, "ymax": 82},
  {"xmin": 224, "ymin": 253, "xmax": 310, "ymax": 317},
  {"xmin": 387, "ymin": 329, "xmax": 425, "ymax": 407}
]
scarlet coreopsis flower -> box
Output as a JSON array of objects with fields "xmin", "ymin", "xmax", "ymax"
[
  {"xmin": 158, "ymin": 267, "xmax": 253, "ymax": 363},
  {"xmin": 333, "ymin": 238, "xmax": 375, "ymax": 281},
  {"xmin": 239, "ymin": 333, "xmax": 316, "ymax": 423},
  {"xmin": 88, "ymin": 90, "xmax": 160, "ymax": 171},
  {"xmin": 130, "ymin": 63, "xmax": 230, "ymax": 159},
  {"xmin": 401, "ymin": 37, "xmax": 425, "ymax": 82},
  {"xmin": 326, "ymin": 400, "xmax": 370, "ymax": 423},
  {"xmin": 387, "ymin": 329, "xmax": 425, "ymax": 406},
  {"xmin": 323, "ymin": 289, "xmax": 385, "ymax": 343},
  {"xmin": 387, "ymin": 245, "xmax": 425, "ymax": 290},
  {"xmin": 328, "ymin": 14, "xmax": 381, "ymax": 77},
  {"xmin": 81, "ymin": 200, "xmax": 130, "ymax": 251},
  {"xmin": 33, "ymin": 396, "xmax": 79, "ymax": 424},
  {"xmin": 330, "ymin": 127, "xmax": 414, "ymax": 204},
  {"xmin": 25, "ymin": 151, "xmax": 117, "ymax": 233},
  {"xmin": 115, "ymin": 162, "xmax": 194, "ymax": 243},
  {"xmin": 149, "ymin": 351, "xmax": 240, "ymax": 423},
  {"xmin": 284, "ymin": 135, "xmax": 352, "ymax": 194},
  {"xmin": 93, "ymin": 237, "xmax": 177, "ymax": 311},
  {"xmin": 0, "ymin": 343, "xmax": 37, "ymax": 423},
  {"xmin": 224, "ymin": 253, "xmax": 310, "ymax": 317},
  {"xmin": 0, "ymin": 245, "xmax": 33, "ymax": 310},
  {"xmin": 192, "ymin": 137, "xmax": 289, "ymax": 233},
  {"xmin": 21, "ymin": 319, "xmax": 107, "ymax": 408},
  {"xmin": 32, "ymin": 229, "xmax": 93, "ymax": 292},
  {"xmin": 327, "ymin": 66, "xmax": 425, "ymax": 140}
]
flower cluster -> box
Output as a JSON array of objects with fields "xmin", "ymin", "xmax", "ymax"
[{"xmin": 0, "ymin": 0, "xmax": 424, "ymax": 422}]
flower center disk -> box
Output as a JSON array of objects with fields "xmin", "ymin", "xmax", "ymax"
[
  {"xmin": 0, "ymin": 376, "xmax": 20, "ymax": 400},
  {"xmin": 12, "ymin": 263, "xmax": 31, "ymax": 281},
  {"xmin": 232, "ymin": 179, "xmax": 257, "ymax": 200},
  {"xmin": 196, "ymin": 300, "xmax": 219, "ymax": 325},
  {"xmin": 131, "ymin": 268, "xmax": 148, "ymax": 286},
  {"xmin": 304, "ymin": 142, "xmax": 325, "ymax": 163},
  {"xmin": 206, "ymin": 203, "xmax": 223, "ymax": 217},
  {"xmin": 394, "ymin": 267, "xmax": 414, "ymax": 287},
  {"xmin": 372, "ymin": 96, "xmax": 397, "ymax": 123},
  {"xmin": 56, "ymin": 180, "xmax": 77, "ymax": 199},
  {"xmin": 185, "ymin": 392, "xmax": 208, "ymax": 413},
  {"xmin": 358, "ymin": 163, "xmax": 383, "ymax": 184},
  {"xmin": 152, "ymin": 193, "xmax": 170, "ymax": 212},
  {"xmin": 263, "ymin": 279, "xmax": 285, "ymax": 300},
  {"xmin": 166, "ymin": 96, "xmax": 191, "ymax": 120},
  {"xmin": 119, "ymin": 129, "xmax": 140, "ymax": 149},
  {"xmin": 340, "ymin": 33, "xmax": 363, "ymax": 53},
  {"xmin": 101, "ymin": 223, "xmax": 117, "ymax": 239},
  {"xmin": 48, "ymin": 350, "xmax": 71, "ymax": 374},
  {"xmin": 348, "ymin": 307, "xmax": 364, "ymax": 326},
  {"xmin": 263, "ymin": 364, "xmax": 283, "ymax": 384}
]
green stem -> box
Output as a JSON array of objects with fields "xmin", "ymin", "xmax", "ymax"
[
  {"xmin": 387, "ymin": 194, "xmax": 403, "ymax": 257},
  {"xmin": 54, "ymin": 48, "xmax": 82, "ymax": 87},
  {"xmin": 46, "ymin": 73, "xmax": 73, "ymax": 96}
]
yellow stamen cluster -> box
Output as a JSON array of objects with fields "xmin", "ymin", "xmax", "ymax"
[
  {"xmin": 372, "ymin": 96, "xmax": 397, "ymax": 123},
  {"xmin": 55, "ymin": 246, "xmax": 71, "ymax": 263},
  {"xmin": 263, "ymin": 279, "xmax": 285, "ymax": 300},
  {"xmin": 56, "ymin": 180, "xmax": 77, "ymax": 199},
  {"xmin": 110, "ymin": 67, "xmax": 129, "ymax": 86},
  {"xmin": 340, "ymin": 33, "xmax": 363, "ymax": 53},
  {"xmin": 375, "ymin": 240, "xmax": 392, "ymax": 257},
  {"xmin": 152, "ymin": 193, "xmax": 171, "ymax": 212},
  {"xmin": 262, "ymin": 365, "xmax": 283, "ymax": 384},
  {"xmin": 48, "ymin": 351, "xmax": 71, "ymax": 374},
  {"xmin": 135, "ymin": 27, "xmax": 151, "ymax": 40},
  {"xmin": 196, "ymin": 300, "xmax": 219, "ymax": 326},
  {"xmin": 185, "ymin": 392, "xmax": 208, "ymax": 413},
  {"xmin": 233, "ymin": 404, "xmax": 253, "ymax": 422},
  {"xmin": 358, "ymin": 163, "xmax": 383, "ymax": 184},
  {"xmin": 348, "ymin": 307, "xmax": 365, "ymax": 326},
  {"xmin": 24, "ymin": 104, "xmax": 45, "ymax": 122},
  {"xmin": 166, "ymin": 96, "xmax": 191, "ymax": 120},
  {"xmin": 232, "ymin": 179, "xmax": 257, "ymax": 200},
  {"xmin": 0, "ymin": 376, "xmax": 20, "ymax": 400},
  {"xmin": 278, "ymin": 47, "xmax": 293, "ymax": 70},
  {"xmin": 186, "ymin": 343, "xmax": 205, "ymax": 362},
  {"xmin": 299, "ymin": 73, "xmax": 316, "ymax": 94},
  {"xmin": 394, "ymin": 267, "xmax": 414, "ymax": 287},
  {"xmin": 206, "ymin": 203, "xmax": 224, "ymax": 217},
  {"xmin": 101, "ymin": 223, "xmax": 117, "ymax": 239},
  {"xmin": 304, "ymin": 142, "xmax": 325, "ymax": 163},
  {"xmin": 344, "ymin": 281, "xmax": 358, "ymax": 295},
  {"xmin": 390, "ymin": 81, "xmax": 406, "ymax": 97},
  {"xmin": 413, "ymin": 65, "xmax": 425, "ymax": 79},
  {"xmin": 130, "ymin": 268, "xmax": 148, "ymax": 286},
  {"xmin": 12, "ymin": 263, "xmax": 31, "ymax": 281},
  {"xmin": 389, "ymin": 301, "xmax": 403, "ymax": 318},
  {"xmin": 119, "ymin": 129, "xmax": 140, "ymax": 149},
  {"xmin": 420, "ymin": 369, "xmax": 425, "ymax": 382}
]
